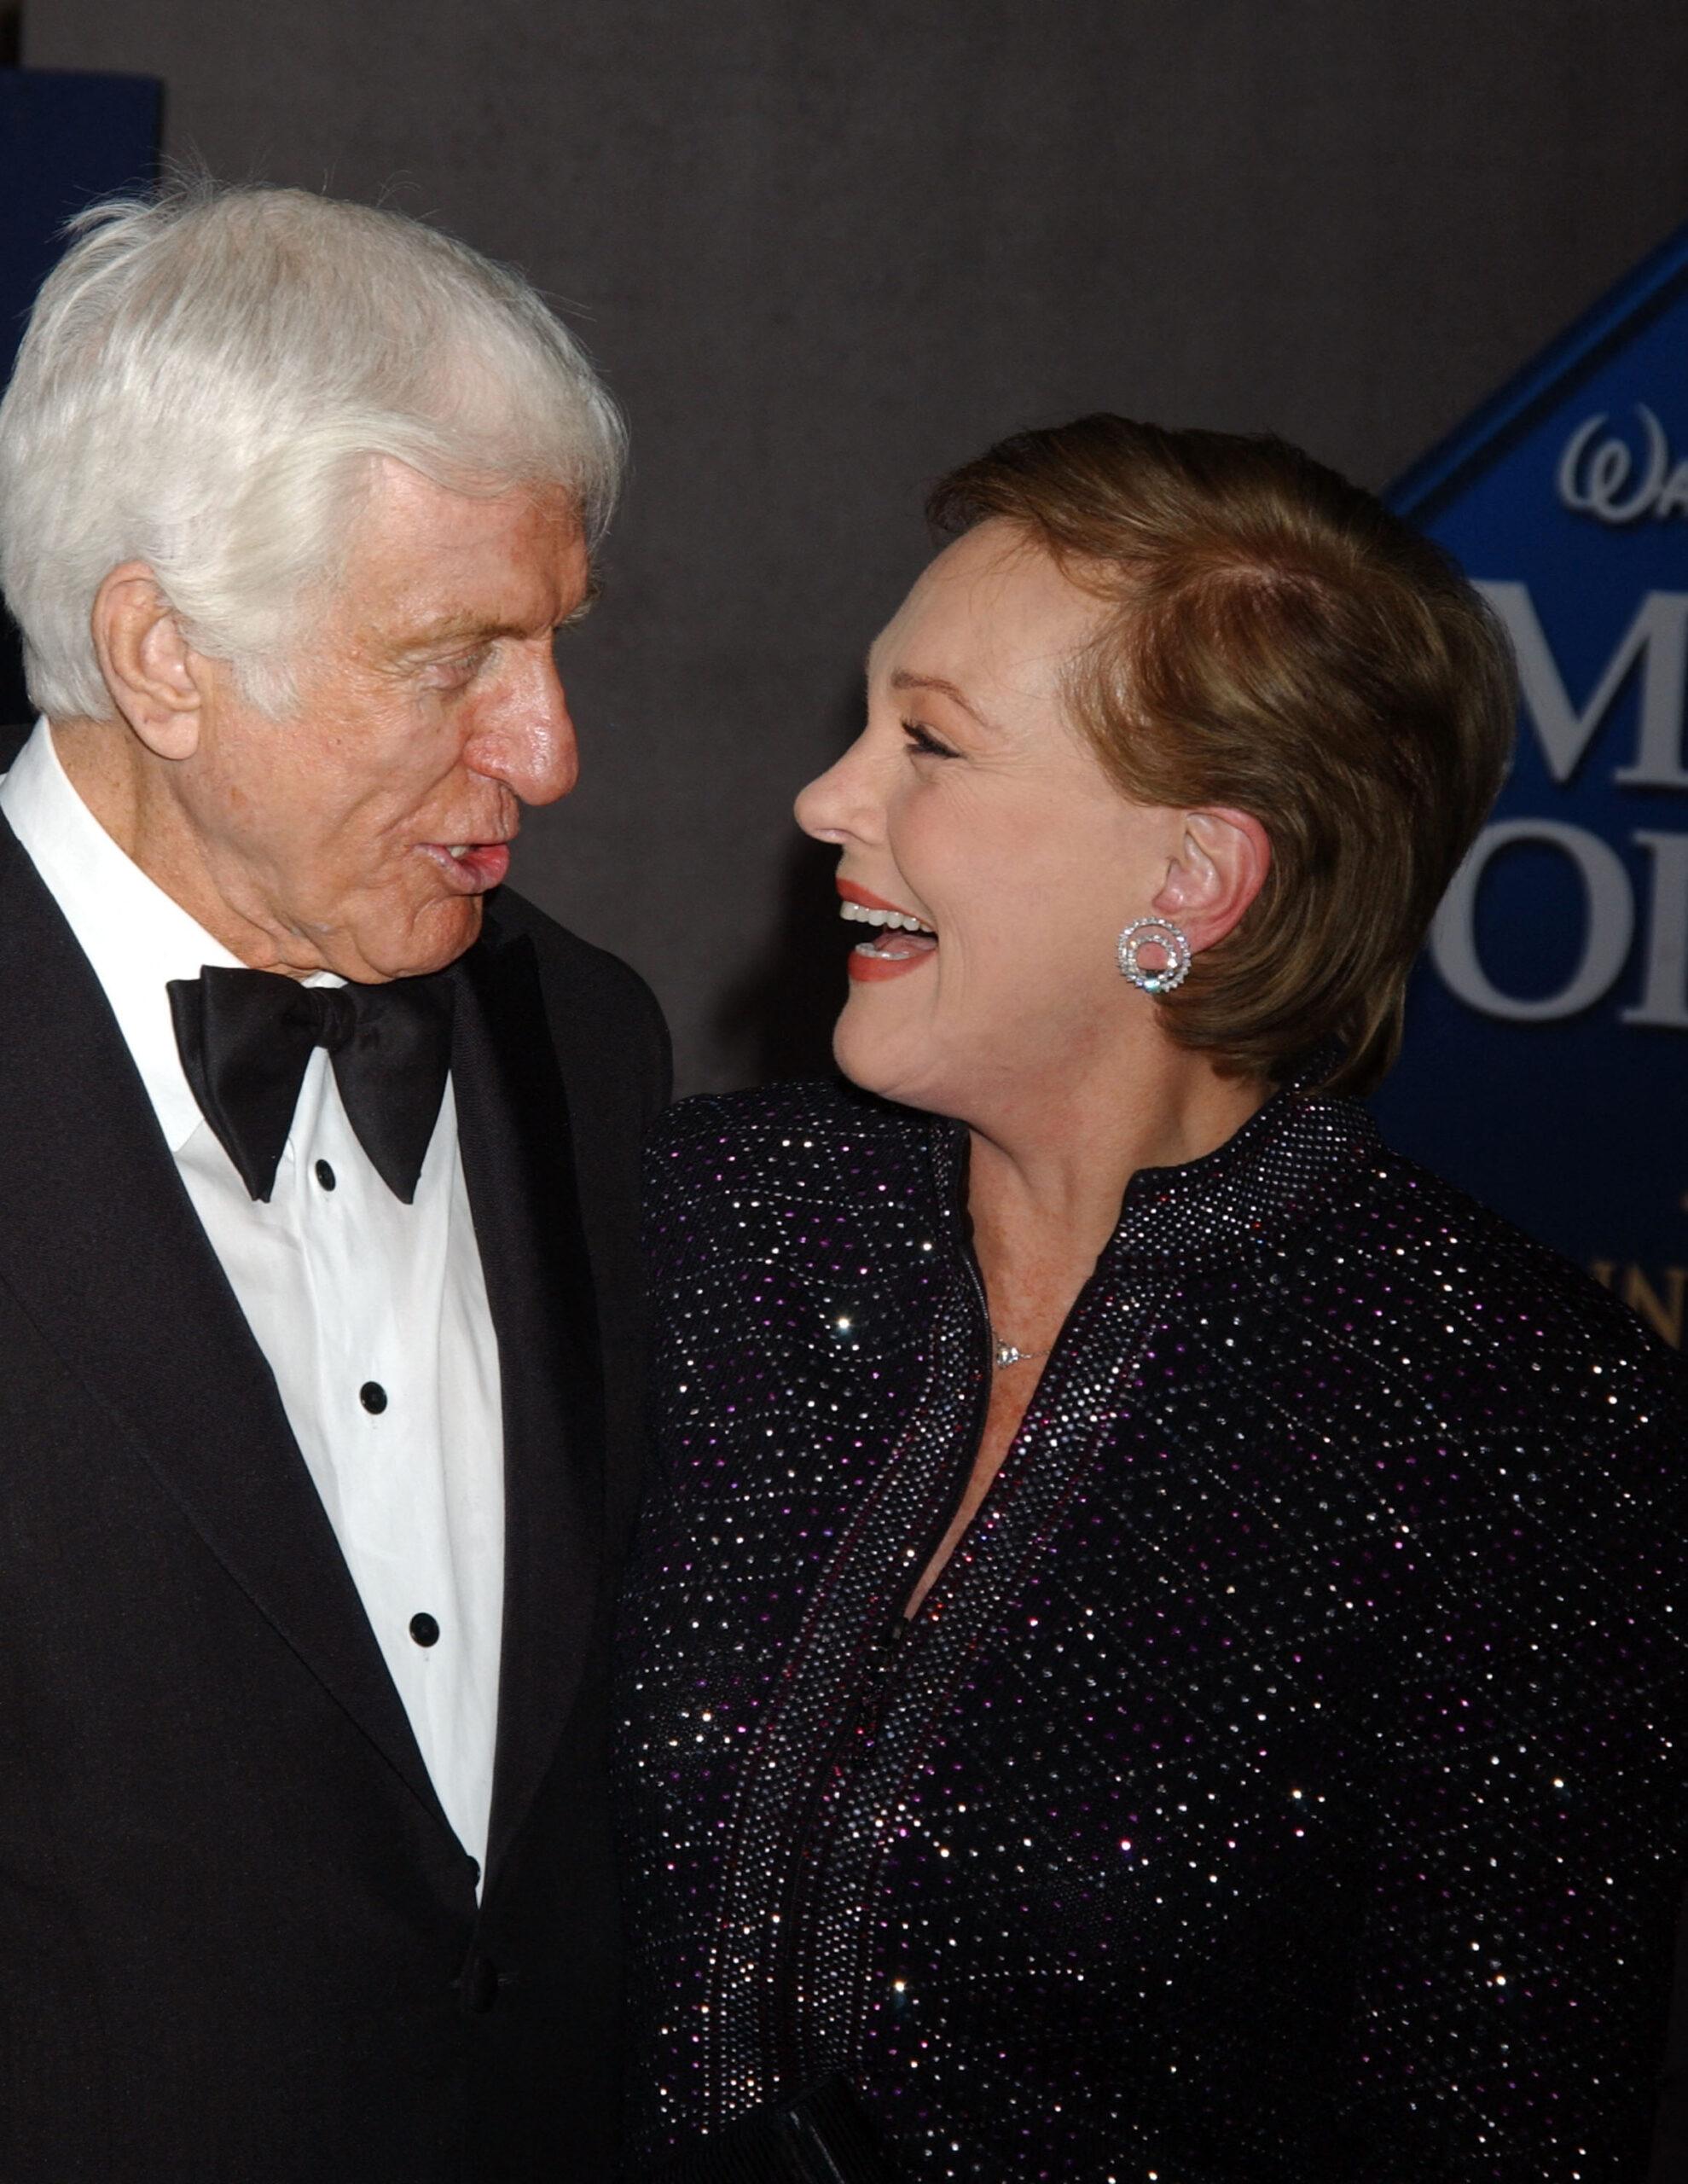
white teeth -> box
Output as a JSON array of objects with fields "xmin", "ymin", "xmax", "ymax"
[
  {"xmin": 447, "ymin": 845, "xmax": 470, "ymax": 858},
  {"xmin": 839, "ymin": 901, "xmax": 935, "ymax": 934}
]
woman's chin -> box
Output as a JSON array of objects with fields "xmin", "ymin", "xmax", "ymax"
[
  {"xmin": 832, "ymin": 1001, "xmax": 945, "ymax": 1114},
  {"xmin": 830, "ymin": 1009, "xmax": 879, "ymax": 1091}
]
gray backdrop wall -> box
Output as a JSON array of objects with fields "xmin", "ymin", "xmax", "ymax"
[{"xmin": 22, "ymin": 0, "xmax": 1688, "ymax": 1093}]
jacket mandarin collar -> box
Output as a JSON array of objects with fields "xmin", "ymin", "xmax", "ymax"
[{"xmin": 923, "ymin": 1072, "xmax": 1386, "ymax": 1279}]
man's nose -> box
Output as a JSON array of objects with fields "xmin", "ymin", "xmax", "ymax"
[
  {"xmin": 794, "ymin": 731, "xmax": 881, "ymax": 845},
  {"xmin": 470, "ymin": 650, "xmax": 580, "ymax": 806}
]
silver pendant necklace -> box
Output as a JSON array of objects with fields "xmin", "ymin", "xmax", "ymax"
[{"xmin": 991, "ymin": 1330, "xmax": 1045, "ymax": 1371}]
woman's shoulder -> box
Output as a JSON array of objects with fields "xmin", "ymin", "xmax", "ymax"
[
  {"xmin": 1354, "ymin": 1127, "xmax": 1688, "ymax": 1430},
  {"xmin": 646, "ymin": 1077, "xmax": 935, "ymax": 1196}
]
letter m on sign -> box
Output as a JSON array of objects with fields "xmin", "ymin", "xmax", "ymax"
[{"xmin": 1481, "ymin": 582, "xmax": 1688, "ymax": 787}]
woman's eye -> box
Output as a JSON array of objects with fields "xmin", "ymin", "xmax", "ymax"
[{"xmin": 902, "ymin": 719, "xmax": 958, "ymax": 759}]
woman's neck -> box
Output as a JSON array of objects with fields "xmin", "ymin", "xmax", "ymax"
[{"xmin": 962, "ymin": 1049, "xmax": 1268, "ymax": 1350}]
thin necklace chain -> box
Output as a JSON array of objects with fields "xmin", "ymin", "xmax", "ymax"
[{"xmin": 991, "ymin": 1328, "xmax": 1046, "ymax": 1371}]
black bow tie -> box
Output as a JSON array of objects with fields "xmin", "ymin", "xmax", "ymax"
[{"xmin": 166, "ymin": 965, "xmax": 456, "ymax": 1204}]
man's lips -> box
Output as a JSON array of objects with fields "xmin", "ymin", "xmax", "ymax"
[{"xmin": 421, "ymin": 840, "xmax": 511, "ymax": 892}]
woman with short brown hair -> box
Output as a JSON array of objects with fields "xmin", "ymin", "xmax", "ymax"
[
  {"xmin": 615, "ymin": 417, "xmax": 1688, "ymax": 2181},
  {"xmin": 926, "ymin": 415, "xmax": 1516, "ymax": 1088}
]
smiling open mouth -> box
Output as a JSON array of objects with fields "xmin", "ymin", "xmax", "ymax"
[
  {"xmin": 839, "ymin": 896, "xmax": 938, "ymax": 977},
  {"xmin": 840, "ymin": 897, "xmax": 937, "ymax": 953}
]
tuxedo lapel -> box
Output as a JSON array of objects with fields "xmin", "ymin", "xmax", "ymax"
[
  {"xmin": 452, "ymin": 916, "xmax": 605, "ymax": 1885},
  {"xmin": 0, "ymin": 821, "xmax": 449, "ymax": 1833}
]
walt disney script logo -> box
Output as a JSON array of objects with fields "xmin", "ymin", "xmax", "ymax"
[{"xmin": 1557, "ymin": 405, "xmax": 1688, "ymax": 524}]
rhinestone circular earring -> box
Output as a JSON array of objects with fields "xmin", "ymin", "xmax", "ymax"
[{"xmin": 1117, "ymin": 916, "xmax": 1192, "ymax": 994}]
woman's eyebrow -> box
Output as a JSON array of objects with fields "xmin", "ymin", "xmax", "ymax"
[{"xmin": 886, "ymin": 665, "xmax": 1001, "ymax": 733}]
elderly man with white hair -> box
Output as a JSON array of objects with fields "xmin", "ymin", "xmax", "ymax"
[{"xmin": 0, "ymin": 184, "xmax": 668, "ymax": 2180}]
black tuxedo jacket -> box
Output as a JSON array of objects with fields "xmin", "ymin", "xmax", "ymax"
[{"xmin": 0, "ymin": 813, "xmax": 670, "ymax": 2181}]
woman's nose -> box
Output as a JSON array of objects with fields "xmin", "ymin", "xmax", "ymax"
[{"xmin": 794, "ymin": 732, "xmax": 881, "ymax": 845}]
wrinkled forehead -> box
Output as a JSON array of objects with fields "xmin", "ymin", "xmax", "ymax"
[{"xmin": 342, "ymin": 460, "xmax": 590, "ymax": 637}]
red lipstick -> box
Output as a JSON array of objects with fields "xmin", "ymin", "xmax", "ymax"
[
  {"xmin": 838, "ymin": 878, "xmax": 924, "ymax": 917},
  {"xmin": 837, "ymin": 876, "xmax": 938, "ymax": 983}
]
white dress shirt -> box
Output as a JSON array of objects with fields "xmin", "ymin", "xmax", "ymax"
[{"xmin": 0, "ymin": 720, "xmax": 503, "ymax": 1871}]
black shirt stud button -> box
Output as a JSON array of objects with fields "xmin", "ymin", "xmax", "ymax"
[
  {"xmin": 409, "ymin": 1612, "xmax": 440, "ymax": 1648},
  {"xmin": 314, "ymin": 1159, "xmax": 336, "ymax": 1191},
  {"xmin": 359, "ymin": 1381, "xmax": 387, "ymax": 1414}
]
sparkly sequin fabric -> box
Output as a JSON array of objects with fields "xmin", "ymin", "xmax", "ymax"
[{"xmin": 614, "ymin": 1077, "xmax": 1688, "ymax": 2181}]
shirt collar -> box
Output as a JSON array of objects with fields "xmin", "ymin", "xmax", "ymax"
[{"xmin": 0, "ymin": 717, "xmax": 250, "ymax": 1153}]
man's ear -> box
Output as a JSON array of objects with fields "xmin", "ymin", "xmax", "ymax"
[
  {"xmin": 1151, "ymin": 807, "xmax": 1271, "ymax": 951},
  {"xmin": 91, "ymin": 563, "xmax": 206, "ymax": 759}
]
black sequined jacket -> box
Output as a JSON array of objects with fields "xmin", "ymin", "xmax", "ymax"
[{"xmin": 613, "ymin": 1077, "xmax": 1688, "ymax": 2183}]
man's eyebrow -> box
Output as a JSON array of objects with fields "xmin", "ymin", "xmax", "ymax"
[
  {"xmin": 398, "ymin": 616, "xmax": 502, "ymax": 653},
  {"xmin": 886, "ymin": 665, "xmax": 1000, "ymax": 733},
  {"xmin": 395, "ymin": 575, "xmax": 602, "ymax": 657}
]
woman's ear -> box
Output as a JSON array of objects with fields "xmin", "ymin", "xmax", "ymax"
[
  {"xmin": 91, "ymin": 563, "xmax": 206, "ymax": 760},
  {"xmin": 1151, "ymin": 807, "xmax": 1271, "ymax": 950}
]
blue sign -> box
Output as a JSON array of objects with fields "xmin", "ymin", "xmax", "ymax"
[
  {"xmin": 0, "ymin": 68, "xmax": 160, "ymax": 730},
  {"xmin": 0, "ymin": 70, "xmax": 160, "ymax": 380},
  {"xmin": 1373, "ymin": 226, "xmax": 1688, "ymax": 1345}
]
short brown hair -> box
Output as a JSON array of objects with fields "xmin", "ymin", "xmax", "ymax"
[{"xmin": 927, "ymin": 416, "xmax": 1516, "ymax": 1095}]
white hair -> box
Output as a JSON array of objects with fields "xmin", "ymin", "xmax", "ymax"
[{"xmin": 0, "ymin": 182, "xmax": 627, "ymax": 718}]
